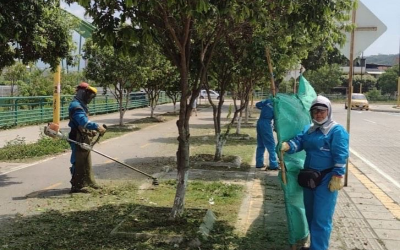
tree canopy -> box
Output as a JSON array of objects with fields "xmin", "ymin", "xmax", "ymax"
[
  {"xmin": 377, "ymin": 65, "xmax": 399, "ymax": 95},
  {"xmin": 0, "ymin": 0, "xmax": 76, "ymax": 70},
  {"xmin": 303, "ymin": 64, "xmax": 344, "ymax": 94}
]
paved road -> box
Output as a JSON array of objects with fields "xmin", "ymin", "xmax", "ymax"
[{"xmin": 333, "ymin": 104, "xmax": 400, "ymax": 205}]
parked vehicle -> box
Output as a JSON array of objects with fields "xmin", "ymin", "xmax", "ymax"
[
  {"xmin": 345, "ymin": 93, "xmax": 369, "ymax": 110},
  {"xmin": 199, "ymin": 89, "xmax": 219, "ymax": 99}
]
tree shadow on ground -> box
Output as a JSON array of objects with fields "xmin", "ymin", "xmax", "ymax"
[
  {"xmin": 196, "ymin": 117, "xmax": 216, "ymax": 122},
  {"xmin": 0, "ymin": 175, "xmax": 22, "ymax": 188},
  {"xmin": 0, "ymin": 187, "xmax": 266, "ymax": 250},
  {"xmin": 93, "ymin": 156, "xmax": 176, "ymax": 182},
  {"xmin": 93, "ymin": 155, "xmax": 254, "ymax": 184},
  {"xmin": 188, "ymin": 123, "xmax": 214, "ymax": 129},
  {"xmin": 12, "ymin": 188, "xmax": 71, "ymax": 200},
  {"xmin": 148, "ymin": 134, "xmax": 256, "ymax": 146}
]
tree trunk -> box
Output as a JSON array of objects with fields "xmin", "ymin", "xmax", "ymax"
[
  {"xmin": 120, "ymin": 92, "xmax": 130, "ymax": 126},
  {"xmin": 10, "ymin": 81, "xmax": 15, "ymax": 97},
  {"xmin": 214, "ymin": 133, "xmax": 226, "ymax": 161},
  {"xmin": 249, "ymin": 91, "xmax": 254, "ymax": 118},
  {"xmin": 212, "ymin": 94, "xmax": 224, "ymax": 161},
  {"xmin": 236, "ymin": 107, "xmax": 242, "ymax": 134},
  {"xmin": 236, "ymin": 115, "xmax": 242, "ymax": 134},
  {"xmin": 170, "ymin": 58, "xmax": 191, "ymax": 218},
  {"xmin": 150, "ymin": 106, "xmax": 154, "ymax": 118},
  {"xmin": 119, "ymin": 110, "xmax": 124, "ymax": 126},
  {"xmin": 244, "ymin": 104, "xmax": 249, "ymax": 124},
  {"xmin": 171, "ymin": 96, "xmax": 190, "ymax": 218},
  {"xmin": 118, "ymin": 90, "xmax": 124, "ymax": 126}
]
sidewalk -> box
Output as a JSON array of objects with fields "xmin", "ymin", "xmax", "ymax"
[
  {"xmin": 0, "ymin": 103, "xmax": 177, "ymax": 174},
  {"xmin": 237, "ymin": 103, "xmax": 400, "ymax": 249},
  {"xmin": 369, "ymin": 104, "xmax": 400, "ymax": 113},
  {"xmin": 1, "ymin": 103, "xmax": 400, "ymax": 249}
]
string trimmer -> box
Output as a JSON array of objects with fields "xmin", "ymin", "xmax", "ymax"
[{"xmin": 44, "ymin": 123, "xmax": 159, "ymax": 185}]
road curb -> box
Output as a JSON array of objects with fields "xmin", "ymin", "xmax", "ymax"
[{"xmin": 369, "ymin": 108, "xmax": 400, "ymax": 113}]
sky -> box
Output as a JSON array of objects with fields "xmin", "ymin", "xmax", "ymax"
[{"xmin": 61, "ymin": 1, "xmax": 400, "ymax": 57}]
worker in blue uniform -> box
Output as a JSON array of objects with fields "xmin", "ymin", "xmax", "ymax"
[
  {"xmin": 255, "ymin": 98, "xmax": 279, "ymax": 170},
  {"xmin": 281, "ymin": 95, "xmax": 349, "ymax": 250},
  {"xmin": 68, "ymin": 82, "xmax": 106, "ymax": 193}
]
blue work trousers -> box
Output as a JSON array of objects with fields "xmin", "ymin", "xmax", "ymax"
[
  {"xmin": 256, "ymin": 119, "xmax": 278, "ymax": 168},
  {"xmin": 303, "ymin": 172, "xmax": 338, "ymax": 250}
]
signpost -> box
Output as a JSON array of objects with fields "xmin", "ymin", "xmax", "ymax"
[
  {"xmin": 337, "ymin": 0, "xmax": 387, "ymax": 186},
  {"xmin": 338, "ymin": 1, "xmax": 387, "ymax": 60}
]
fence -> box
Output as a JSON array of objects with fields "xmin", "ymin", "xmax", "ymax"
[{"xmin": 0, "ymin": 92, "xmax": 172, "ymax": 128}]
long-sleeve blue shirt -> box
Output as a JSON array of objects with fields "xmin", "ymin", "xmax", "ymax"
[
  {"xmin": 68, "ymin": 99, "xmax": 99, "ymax": 131},
  {"xmin": 286, "ymin": 124, "xmax": 349, "ymax": 176},
  {"xmin": 256, "ymin": 99, "xmax": 274, "ymax": 121}
]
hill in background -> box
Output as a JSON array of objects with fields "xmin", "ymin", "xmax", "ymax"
[{"xmin": 364, "ymin": 54, "xmax": 399, "ymax": 66}]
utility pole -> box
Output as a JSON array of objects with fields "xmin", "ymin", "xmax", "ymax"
[
  {"xmin": 345, "ymin": 7, "xmax": 357, "ymax": 187},
  {"xmin": 53, "ymin": 64, "xmax": 61, "ymax": 125}
]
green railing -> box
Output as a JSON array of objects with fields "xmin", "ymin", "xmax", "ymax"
[{"xmin": 0, "ymin": 92, "xmax": 172, "ymax": 128}]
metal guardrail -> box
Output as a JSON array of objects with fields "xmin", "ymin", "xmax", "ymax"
[{"xmin": 0, "ymin": 92, "xmax": 172, "ymax": 128}]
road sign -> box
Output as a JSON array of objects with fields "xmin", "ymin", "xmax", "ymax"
[{"xmin": 338, "ymin": 0, "xmax": 387, "ymax": 60}]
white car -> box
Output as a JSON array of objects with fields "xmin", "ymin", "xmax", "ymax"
[{"xmin": 199, "ymin": 89, "xmax": 219, "ymax": 99}]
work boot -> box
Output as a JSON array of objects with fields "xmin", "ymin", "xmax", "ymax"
[{"xmin": 265, "ymin": 166, "xmax": 281, "ymax": 171}]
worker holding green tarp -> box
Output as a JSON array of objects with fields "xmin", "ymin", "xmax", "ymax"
[
  {"xmin": 276, "ymin": 76, "xmax": 349, "ymax": 250},
  {"xmin": 273, "ymin": 75, "xmax": 316, "ymax": 248}
]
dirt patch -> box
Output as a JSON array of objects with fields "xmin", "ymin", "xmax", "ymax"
[
  {"xmin": 95, "ymin": 156, "xmax": 176, "ymax": 182},
  {"xmin": 190, "ymin": 153, "xmax": 248, "ymax": 171},
  {"xmin": 228, "ymin": 133, "xmax": 252, "ymax": 140},
  {"xmin": 129, "ymin": 116, "xmax": 167, "ymax": 123},
  {"xmin": 114, "ymin": 206, "xmax": 207, "ymax": 236},
  {"xmin": 162, "ymin": 111, "xmax": 179, "ymax": 116}
]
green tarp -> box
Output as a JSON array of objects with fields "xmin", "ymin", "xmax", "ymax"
[{"xmin": 273, "ymin": 75, "xmax": 317, "ymax": 245}]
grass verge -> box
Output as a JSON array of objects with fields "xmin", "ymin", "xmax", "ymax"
[
  {"xmin": 0, "ymin": 180, "xmax": 246, "ymax": 250},
  {"xmin": 0, "ymin": 111, "xmax": 290, "ymax": 249},
  {"xmin": 190, "ymin": 125, "xmax": 257, "ymax": 169}
]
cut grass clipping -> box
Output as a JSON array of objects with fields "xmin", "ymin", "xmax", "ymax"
[{"xmin": 0, "ymin": 180, "xmax": 245, "ymax": 250}]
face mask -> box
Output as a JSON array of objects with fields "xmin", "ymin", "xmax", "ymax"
[
  {"xmin": 313, "ymin": 117, "xmax": 328, "ymax": 125},
  {"xmin": 84, "ymin": 90, "xmax": 96, "ymax": 104}
]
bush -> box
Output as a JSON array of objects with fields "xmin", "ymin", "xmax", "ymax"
[
  {"xmin": 0, "ymin": 135, "xmax": 69, "ymax": 161},
  {"xmin": 365, "ymin": 88, "xmax": 382, "ymax": 101}
]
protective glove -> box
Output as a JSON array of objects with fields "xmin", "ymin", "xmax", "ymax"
[
  {"xmin": 328, "ymin": 175, "xmax": 344, "ymax": 192},
  {"xmin": 97, "ymin": 124, "xmax": 107, "ymax": 135},
  {"xmin": 281, "ymin": 142, "xmax": 290, "ymax": 152}
]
